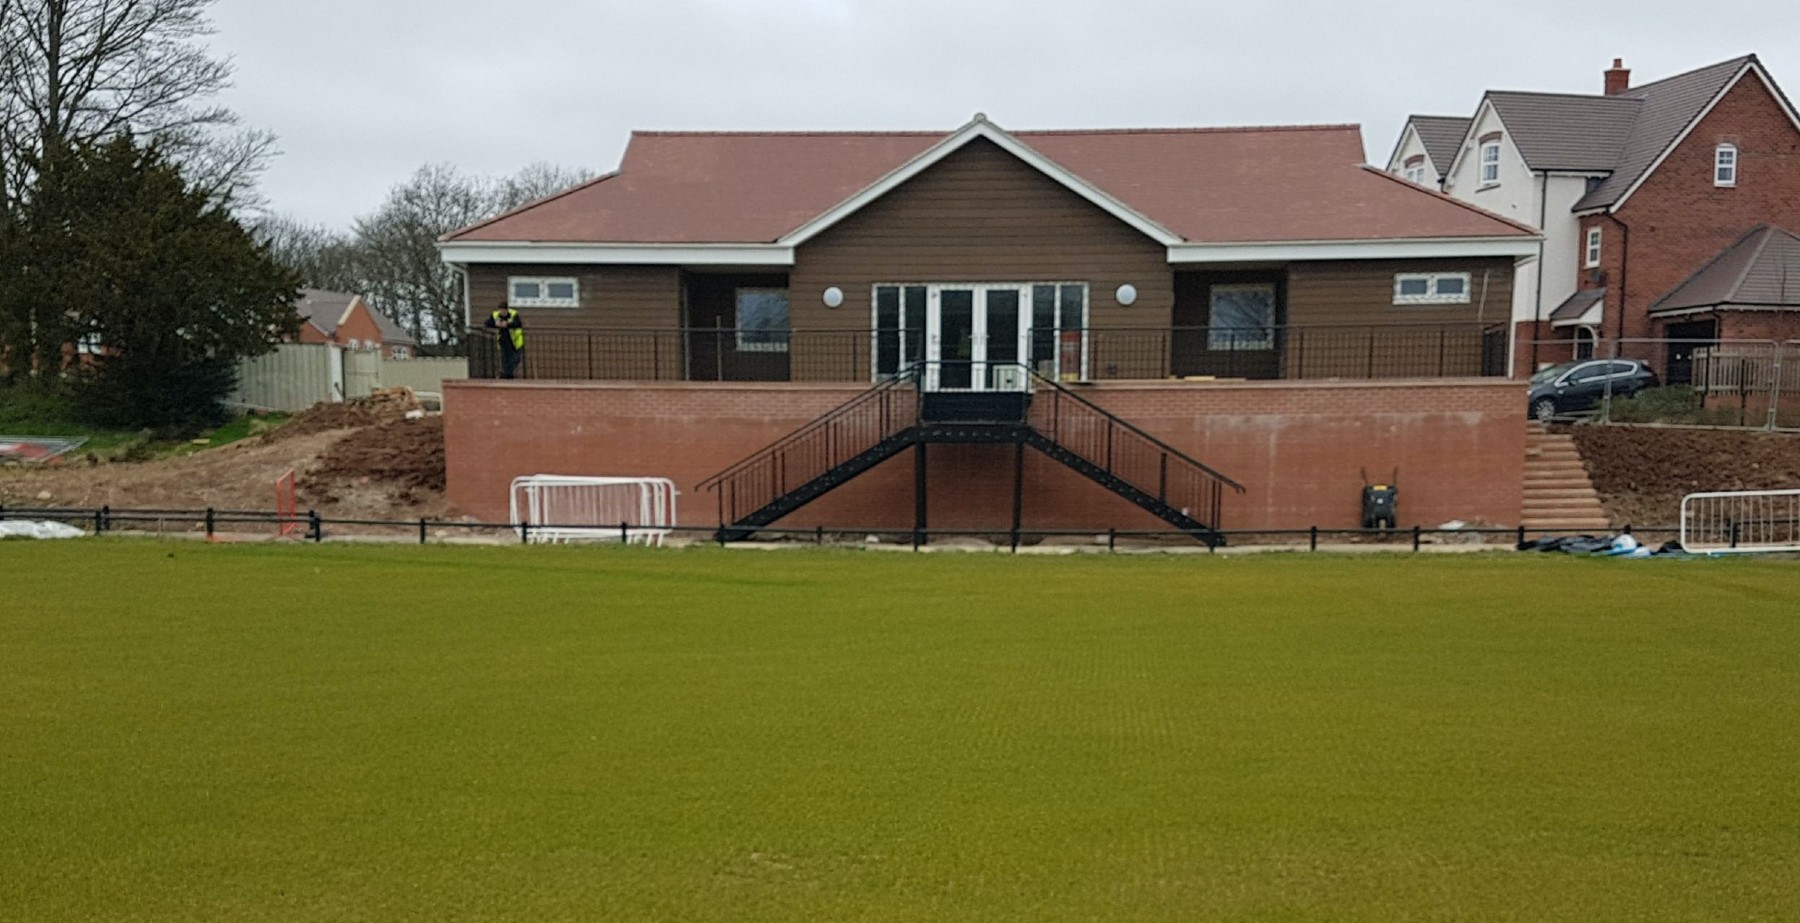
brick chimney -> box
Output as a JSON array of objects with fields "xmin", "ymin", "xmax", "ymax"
[{"xmin": 1604, "ymin": 58, "xmax": 1631, "ymax": 96}]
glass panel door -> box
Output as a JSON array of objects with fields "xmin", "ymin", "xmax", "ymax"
[
  {"xmin": 931, "ymin": 288, "xmax": 976, "ymax": 391},
  {"xmin": 984, "ymin": 288, "xmax": 1024, "ymax": 391}
]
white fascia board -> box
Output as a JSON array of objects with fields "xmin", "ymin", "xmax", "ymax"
[
  {"xmin": 1384, "ymin": 122, "xmax": 1422, "ymax": 173},
  {"xmin": 1443, "ymin": 99, "xmax": 1503, "ymax": 182},
  {"xmin": 436, "ymin": 241, "xmax": 794, "ymax": 266},
  {"xmin": 1166, "ymin": 236, "xmax": 1540, "ymax": 264},
  {"xmin": 778, "ymin": 117, "xmax": 1183, "ymax": 248},
  {"xmin": 1612, "ymin": 61, "xmax": 1800, "ymax": 211}
]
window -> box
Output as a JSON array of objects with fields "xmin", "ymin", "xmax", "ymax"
[
  {"xmin": 735, "ymin": 288, "xmax": 790, "ymax": 352},
  {"xmin": 76, "ymin": 333, "xmax": 102, "ymax": 355},
  {"xmin": 391, "ymin": 346, "xmax": 411, "ymax": 359},
  {"xmin": 1584, "ymin": 227, "xmax": 1603, "ymax": 268},
  {"xmin": 1029, "ymin": 284, "xmax": 1089, "ymax": 380},
  {"xmin": 873, "ymin": 285, "xmax": 928, "ymax": 377},
  {"xmin": 1715, "ymin": 143, "xmax": 1738, "ymax": 187},
  {"xmin": 348, "ymin": 337, "xmax": 361, "ymax": 349},
  {"xmin": 1208, "ymin": 284, "xmax": 1276, "ymax": 350},
  {"xmin": 1393, "ymin": 273, "xmax": 1473, "ymax": 305},
  {"xmin": 508, "ymin": 276, "xmax": 579, "ymax": 307},
  {"xmin": 1479, "ymin": 140, "xmax": 1501, "ymax": 185},
  {"xmin": 1402, "ymin": 156, "xmax": 1426, "ymax": 185}
]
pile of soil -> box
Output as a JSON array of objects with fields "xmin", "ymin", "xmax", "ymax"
[
  {"xmin": 266, "ymin": 389, "xmax": 421, "ymax": 442},
  {"xmin": 303, "ymin": 416, "xmax": 445, "ymax": 505},
  {"xmin": 0, "ymin": 391, "xmax": 449, "ymax": 521},
  {"xmin": 1570, "ymin": 425, "xmax": 1800, "ymax": 526}
]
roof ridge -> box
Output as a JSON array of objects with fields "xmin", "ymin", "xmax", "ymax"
[
  {"xmin": 1728, "ymin": 224, "xmax": 1777, "ymax": 298},
  {"xmin": 1486, "ymin": 89, "xmax": 1639, "ymax": 103},
  {"xmin": 441, "ymin": 171, "xmax": 620, "ymax": 242},
  {"xmin": 1650, "ymin": 224, "xmax": 1770, "ymax": 310},
  {"xmin": 1409, "ymin": 114, "xmax": 1470, "ymax": 121},
  {"xmin": 1358, "ymin": 166, "xmax": 1540, "ymax": 235},
  {"xmin": 1618, "ymin": 54, "xmax": 1755, "ymax": 96},
  {"xmin": 631, "ymin": 124, "xmax": 1363, "ymax": 139}
]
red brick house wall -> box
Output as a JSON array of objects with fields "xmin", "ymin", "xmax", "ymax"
[
  {"xmin": 1607, "ymin": 74, "xmax": 1800, "ymax": 341},
  {"xmin": 295, "ymin": 298, "xmax": 413, "ymax": 359},
  {"xmin": 443, "ymin": 379, "xmax": 1526, "ymax": 533}
]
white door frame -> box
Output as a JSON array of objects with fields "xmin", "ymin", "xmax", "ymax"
[{"xmin": 922, "ymin": 283, "xmax": 1030, "ymax": 392}]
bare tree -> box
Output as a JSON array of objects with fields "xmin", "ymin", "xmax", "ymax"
[
  {"xmin": 252, "ymin": 213, "xmax": 363, "ymax": 294},
  {"xmin": 350, "ymin": 162, "xmax": 596, "ymax": 345},
  {"xmin": 0, "ymin": 0, "xmax": 272, "ymax": 208}
]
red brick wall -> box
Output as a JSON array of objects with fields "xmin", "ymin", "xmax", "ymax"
[
  {"xmin": 1613, "ymin": 73, "xmax": 1800, "ymax": 340},
  {"xmin": 444, "ymin": 379, "xmax": 1526, "ymax": 533}
]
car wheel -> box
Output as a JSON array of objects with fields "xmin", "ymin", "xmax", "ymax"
[{"xmin": 1532, "ymin": 398, "xmax": 1557, "ymax": 423}]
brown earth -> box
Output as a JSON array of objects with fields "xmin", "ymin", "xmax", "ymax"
[
  {"xmin": 1568, "ymin": 425, "xmax": 1800, "ymax": 527},
  {"xmin": 0, "ymin": 392, "xmax": 450, "ymax": 522}
]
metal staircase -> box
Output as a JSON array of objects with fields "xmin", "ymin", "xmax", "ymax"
[{"xmin": 697, "ymin": 364, "xmax": 1245, "ymax": 545}]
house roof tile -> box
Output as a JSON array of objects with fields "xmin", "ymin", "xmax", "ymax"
[
  {"xmin": 1650, "ymin": 225, "xmax": 1800, "ymax": 312},
  {"xmin": 1405, "ymin": 115, "xmax": 1472, "ymax": 172},
  {"xmin": 1573, "ymin": 55, "xmax": 1756, "ymax": 209},
  {"xmin": 446, "ymin": 124, "xmax": 1535, "ymax": 246}
]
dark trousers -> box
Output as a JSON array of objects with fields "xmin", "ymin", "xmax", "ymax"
[{"xmin": 500, "ymin": 347, "xmax": 523, "ymax": 380}]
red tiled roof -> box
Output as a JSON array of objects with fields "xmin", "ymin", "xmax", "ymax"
[{"xmin": 447, "ymin": 124, "xmax": 1534, "ymax": 245}]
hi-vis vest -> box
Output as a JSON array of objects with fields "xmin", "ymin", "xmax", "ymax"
[{"xmin": 492, "ymin": 309, "xmax": 524, "ymax": 350}]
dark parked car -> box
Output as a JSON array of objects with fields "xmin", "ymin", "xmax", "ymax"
[{"xmin": 1528, "ymin": 359, "xmax": 1659, "ymax": 422}]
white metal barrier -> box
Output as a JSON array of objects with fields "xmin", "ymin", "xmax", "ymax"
[
  {"xmin": 509, "ymin": 475, "xmax": 678, "ymax": 546},
  {"xmin": 1680, "ymin": 489, "xmax": 1800, "ymax": 554}
]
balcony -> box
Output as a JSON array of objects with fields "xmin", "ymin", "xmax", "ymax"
[{"xmin": 468, "ymin": 324, "xmax": 1510, "ymax": 383}]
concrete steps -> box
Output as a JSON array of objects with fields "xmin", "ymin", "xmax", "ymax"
[{"xmin": 1522, "ymin": 426, "xmax": 1612, "ymax": 534}]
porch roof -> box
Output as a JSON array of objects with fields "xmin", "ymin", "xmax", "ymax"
[
  {"xmin": 443, "ymin": 119, "xmax": 1536, "ymax": 251},
  {"xmin": 1649, "ymin": 225, "xmax": 1800, "ymax": 315}
]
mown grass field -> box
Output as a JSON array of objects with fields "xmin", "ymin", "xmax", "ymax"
[{"xmin": 2, "ymin": 542, "xmax": 1797, "ymax": 921}]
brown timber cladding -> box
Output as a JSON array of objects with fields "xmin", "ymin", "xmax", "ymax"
[
  {"xmin": 1282, "ymin": 258, "xmax": 1514, "ymax": 378},
  {"xmin": 467, "ymin": 263, "xmax": 682, "ymax": 379},
  {"xmin": 787, "ymin": 137, "xmax": 1174, "ymax": 380}
]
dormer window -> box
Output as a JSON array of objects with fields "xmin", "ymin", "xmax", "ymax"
[
  {"xmin": 1478, "ymin": 136, "xmax": 1502, "ymax": 186},
  {"xmin": 1715, "ymin": 143, "xmax": 1738, "ymax": 187},
  {"xmin": 1403, "ymin": 155, "xmax": 1426, "ymax": 185}
]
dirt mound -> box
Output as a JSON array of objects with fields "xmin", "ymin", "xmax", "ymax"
[
  {"xmin": 1570, "ymin": 425, "xmax": 1800, "ymax": 526},
  {"xmin": 267, "ymin": 389, "xmax": 421, "ymax": 442},
  {"xmin": 303, "ymin": 416, "xmax": 445, "ymax": 504}
]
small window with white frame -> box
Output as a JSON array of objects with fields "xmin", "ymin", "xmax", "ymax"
[
  {"xmin": 1478, "ymin": 140, "xmax": 1502, "ymax": 185},
  {"xmin": 1714, "ymin": 143, "xmax": 1738, "ymax": 187},
  {"xmin": 1584, "ymin": 227, "xmax": 1603, "ymax": 268},
  {"xmin": 1402, "ymin": 156, "xmax": 1426, "ymax": 185},
  {"xmin": 391, "ymin": 345, "xmax": 411, "ymax": 359},
  {"xmin": 1393, "ymin": 272, "xmax": 1473, "ymax": 305},
  {"xmin": 508, "ymin": 276, "xmax": 580, "ymax": 307}
]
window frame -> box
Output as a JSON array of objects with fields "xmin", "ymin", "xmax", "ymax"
[
  {"xmin": 1392, "ymin": 272, "xmax": 1474, "ymax": 306},
  {"xmin": 1478, "ymin": 140, "xmax": 1502, "ymax": 186},
  {"xmin": 733, "ymin": 287, "xmax": 791, "ymax": 353},
  {"xmin": 391, "ymin": 346, "xmax": 411, "ymax": 360},
  {"xmin": 1714, "ymin": 143, "xmax": 1738, "ymax": 187},
  {"xmin": 1207, "ymin": 282, "xmax": 1278, "ymax": 351},
  {"xmin": 507, "ymin": 275, "xmax": 580, "ymax": 308},
  {"xmin": 1584, "ymin": 227, "xmax": 1603, "ymax": 269}
]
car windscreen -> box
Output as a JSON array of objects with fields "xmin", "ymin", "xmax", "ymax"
[{"xmin": 1530, "ymin": 363, "xmax": 1576, "ymax": 384}]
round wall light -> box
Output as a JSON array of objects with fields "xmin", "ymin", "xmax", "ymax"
[
  {"xmin": 822, "ymin": 286, "xmax": 845, "ymax": 308},
  {"xmin": 1116, "ymin": 284, "xmax": 1139, "ymax": 306}
]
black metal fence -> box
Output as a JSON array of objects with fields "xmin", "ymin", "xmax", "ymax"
[
  {"xmin": 470, "ymin": 323, "xmax": 1509, "ymax": 384},
  {"xmin": 1, "ymin": 504, "xmax": 1672, "ymax": 554}
]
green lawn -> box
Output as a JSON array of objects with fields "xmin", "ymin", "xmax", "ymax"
[{"xmin": 2, "ymin": 543, "xmax": 1797, "ymax": 921}]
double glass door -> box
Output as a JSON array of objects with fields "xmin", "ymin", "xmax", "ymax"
[{"xmin": 925, "ymin": 285, "xmax": 1028, "ymax": 392}]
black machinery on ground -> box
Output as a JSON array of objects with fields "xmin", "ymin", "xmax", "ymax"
[{"xmin": 1361, "ymin": 468, "xmax": 1398, "ymax": 530}]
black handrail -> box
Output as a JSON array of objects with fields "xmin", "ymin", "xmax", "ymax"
[
  {"xmin": 1027, "ymin": 369, "xmax": 1245, "ymax": 491},
  {"xmin": 697, "ymin": 368, "xmax": 921, "ymax": 525}
]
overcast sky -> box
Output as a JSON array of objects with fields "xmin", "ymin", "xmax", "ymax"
[{"xmin": 206, "ymin": 0, "xmax": 1797, "ymax": 229}]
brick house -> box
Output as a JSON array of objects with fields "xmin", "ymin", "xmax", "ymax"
[
  {"xmin": 293, "ymin": 289, "xmax": 417, "ymax": 359},
  {"xmin": 435, "ymin": 117, "xmax": 1541, "ymax": 538},
  {"xmin": 1388, "ymin": 55, "xmax": 1800, "ymax": 377}
]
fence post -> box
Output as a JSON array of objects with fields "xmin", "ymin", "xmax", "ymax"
[
  {"xmin": 620, "ymin": 520, "xmax": 629, "ymax": 544},
  {"xmin": 94, "ymin": 507, "xmax": 104, "ymax": 534},
  {"xmin": 1412, "ymin": 525, "xmax": 1422, "ymax": 552},
  {"xmin": 1729, "ymin": 518, "xmax": 1740, "ymax": 549},
  {"xmin": 419, "ymin": 518, "xmax": 428, "ymax": 545},
  {"xmin": 520, "ymin": 518, "xmax": 530, "ymax": 545},
  {"xmin": 1767, "ymin": 348, "xmax": 1783, "ymax": 431},
  {"xmin": 1516, "ymin": 524, "xmax": 1526, "ymax": 547},
  {"xmin": 1107, "ymin": 528, "xmax": 1116, "ymax": 552},
  {"xmin": 1309, "ymin": 525, "xmax": 1318, "ymax": 552},
  {"xmin": 308, "ymin": 510, "xmax": 322, "ymax": 543},
  {"xmin": 205, "ymin": 507, "xmax": 215, "ymax": 539}
]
